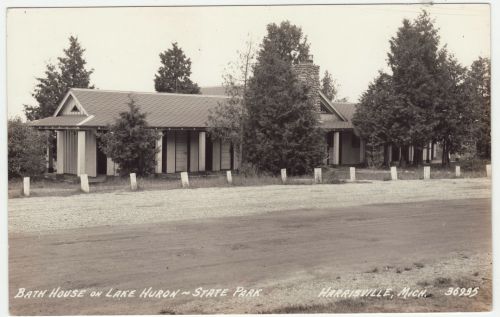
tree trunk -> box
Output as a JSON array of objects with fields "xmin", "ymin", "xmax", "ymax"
[
  {"xmin": 399, "ymin": 145, "xmax": 408, "ymax": 168},
  {"xmin": 413, "ymin": 147, "xmax": 422, "ymax": 166},
  {"xmin": 441, "ymin": 141, "xmax": 450, "ymax": 167}
]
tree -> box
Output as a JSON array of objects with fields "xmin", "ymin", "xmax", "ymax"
[
  {"xmin": 154, "ymin": 42, "xmax": 200, "ymax": 94},
  {"xmin": 432, "ymin": 51, "xmax": 476, "ymax": 165},
  {"xmin": 352, "ymin": 72, "xmax": 403, "ymax": 166},
  {"xmin": 260, "ymin": 21, "xmax": 310, "ymax": 64},
  {"xmin": 8, "ymin": 118, "xmax": 47, "ymax": 178},
  {"xmin": 24, "ymin": 36, "xmax": 94, "ymax": 121},
  {"xmin": 244, "ymin": 22, "xmax": 325, "ymax": 175},
  {"xmin": 58, "ymin": 35, "xmax": 94, "ymax": 93},
  {"xmin": 467, "ymin": 57, "xmax": 490, "ymax": 159},
  {"xmin": 320, "ymin": 70, "xmax": 338, "ymax": 102},
  {"xmin": 23, "ymin": 64, "xmax": 64, "ymax": 121},
  {"xmin": 207, "ymin": 39, "xmax": 256, "ymax": 168},
  {"xmin": 387, "ymin": 11, "xmax": 442, "ymax": 165},
  {"xmin": 99, "ymin": 96, "xmax": 158, "ymax": 176}
]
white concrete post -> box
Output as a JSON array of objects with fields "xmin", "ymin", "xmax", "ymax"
[
  {"xmin": 130, "ymin": 173, "xmax": 138, "ymax": 191},
  {"xmin": 56, "ymin": 131, "xmax": 64, "ymax": 174},
  {"xmin": 155, "ymin": 131, "xmax": 163, "ymax": 174},
  {"xmin": 390, "ymin": 166, "xmax": 398, "ymax": 180},
  {"xmin": 226, "ymin": 170, "xmax": 233, "ymax": 184},
  {"xmin": 314, "ymin": 168, "xmax": 322, "ymax": 184},
  {"xmin": 181, "ymin": 172, "xmax": 189, "ymax": 188},
  {"xmin": 486, "ymin": 164, "xmax": 491, "ymax": 178},
  {"xmin": 80, "ymin": 174, "xmax": 89, "ymax": 193},
  {"xmin": 387, "ymin": 145, "xmax": 392, "ymax": 164},
  {"xmin": 423, "ymin": 166, "xmax": 431, "ymax": 180},
  {"xmin": 198, "ymin": 132, "xmax": 206, "ymax": 172},
  {"xmin": 333, "ymin": 132, "xmax": 340, "ymax": 165},
  {"xmin": 350, "ymin": 167, "xmax": 356, "ymax": 181},
  {"xmin": 455, "ymin": 166, "xmax": 461, "ymax": 177},
  {"xmin": 23, "ymin": 177, "xmax": 30, "ymax": 197},
  {"xmin": 77, "ymin": 130, "xmax": 86, "ymax": 176},
  {"xmin": 281, "ymin": 168, "xmax": 287, "ymax": 183}
]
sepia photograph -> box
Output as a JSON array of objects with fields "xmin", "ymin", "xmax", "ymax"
[{"xmin": 3, "ymin": 1, "xmax": 494, "ymax": 315}]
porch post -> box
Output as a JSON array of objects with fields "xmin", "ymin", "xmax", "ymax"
[
  {"xmin": 198, "ymin": 132, "xmax": 206, "ymax": 172},
  {"xmin": 388, "ymin": 145, "xmax": 392, "ymax": 163},
  {"xmin": 333, "ymin": 131, "xmax": 340, "ymax": 165},
  {"xmin": 155, "ymin": 131, "xmax": 163, "ymax": 174},
  {"xmin": 77, "ymin": 130, "xmax": 86, "ymax": 176},
  {"xmin": 56, "ymin": 131, "xmax": 65, "ymax": 174}
]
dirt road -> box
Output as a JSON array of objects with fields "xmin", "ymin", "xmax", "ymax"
[
  {"xmin": 9, "ymin": 197, "xmax": 491, "ymax": 314},
  {"xmin": 8, "ymin": 178, "xmax": 491, "ymax": 233}
]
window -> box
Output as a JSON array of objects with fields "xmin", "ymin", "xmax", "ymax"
[{"xmin": 71, "ymin": 105, "xmax": 79, "ymax": 113}]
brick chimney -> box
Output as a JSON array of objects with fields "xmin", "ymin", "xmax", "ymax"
[{"xmin": 292, "ymin": 55, "xmax": 321, "ymax": 111}]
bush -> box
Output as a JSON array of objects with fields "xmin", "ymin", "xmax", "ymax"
[
  {"xmin": 8, "ymin": 118, "xmax": 47, "ymax": 178},
  {"xmin": 99, "ymin": 96, "xmax": 158, "ymax": 176}
]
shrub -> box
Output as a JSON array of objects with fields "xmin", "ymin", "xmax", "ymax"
[
  {"xmin": 99, "ymin": 96, "xmax": 158, "ymax": 176},
  {"xmin": 8, "ymin": 118, "xmax": 47, "ymax": 178}
]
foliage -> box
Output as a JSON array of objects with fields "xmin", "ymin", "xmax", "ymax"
[
  {"xmin": 320, "ymin": 70, "xmax": 338, "ymax": 102},
  {"xmin": 260, "ymin": 20, "xmax": 310, "ymax": 64},
  {"xmin": 207, "ymin": 39, "xmax": 256, "ymax": 165},
  {"xmin": 244, "ymin": 22, "xmax": 325, "ymax": 175},
  {"xmin": 99, "ymin": 96, "xmax": 158, "ymax": 176},
  {"xmin": 387, "ymin": 11, "xmax": 442, "ymax": 164},
  {"xmin": 8, "ymin": 118, "xmax": 47, "ymax": 178},
  {"xmin": 154, "ymin": 42, "xmax": 200, "ymax": 94},
  {"xmin": 467, "ymin": 57, "xmax": 490, "ymax": 159},
  {"xmin": 24, "ymin": 36, "xmax": 94, "ymax": 121}
]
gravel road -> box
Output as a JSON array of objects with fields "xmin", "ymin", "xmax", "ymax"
[{"xmin": 9, "ymin": 178, "xmax": 491, "ymax": 233}]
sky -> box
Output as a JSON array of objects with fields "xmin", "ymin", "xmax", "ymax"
[{"xmin": 6, "ymin": 3, "xmax": 490, "ymax": 119}]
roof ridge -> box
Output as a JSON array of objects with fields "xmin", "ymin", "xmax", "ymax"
[{"xmin": 70, "ymin": 88, "xmax": 230, "ymax": 99}]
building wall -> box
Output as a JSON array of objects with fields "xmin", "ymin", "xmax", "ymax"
[{"xmin": 85, "ymin": 130, "xmax": 97, "ymax": 177}]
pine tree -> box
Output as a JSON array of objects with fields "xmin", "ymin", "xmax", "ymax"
[
  {"xmin": 99, "ymin": 96, "xmax": 158, "ymax": 176},
  {"xmin": 320, "ymin": 70, "xmax": 338, "ymax": 102},
  {"xmin": 244, "ymin": 23, "xmax": 324, "ymax": 175},
  {"xmin": 387, "ymin": 11, "xmax": 442, "ymax": 165},
  {"xmin": 154, "ymin": 42, "xmax": 200, "ymax": 94},
  {"xmin": 467, "ymin": 57, "xmax": 490, "ymax": 159},
  {"xmin": 24, "ymin": 36, "xmax": 94, "ymax": 120},
  {"xmin": 58, "ymin": 36, "xmax": 94, "ymax": 92}
]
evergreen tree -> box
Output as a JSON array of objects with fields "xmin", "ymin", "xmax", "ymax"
[
  {"xmin": 24, "ymin": 36, "xmax": 94, "ymax": 120},
  {"xmin": 387, "ymin": 11, "xmax": 442, "ymax": 165},
  {"xmin": 320, "ymin": 70, "xmax": 338, "ymax": 102},
  {"xmin": 467, "ymin": 57, "xmax": 490, "ymax": 159},
  {"xmin": 244, "ymin": 23, "xmax": 324, "ymax": 175},
  {"xmin": 352, "ymin": 72, "xmax": 404, "ymax": 166},
  {"xmin": 99, "ymin": 96, "xmax": 158, "ymax": 176},
  {"xmin": 154, "ymin": 42, "xmax": 200, "ymax": 94},
  {"xmin": 58, "ymin": 36, "xmax": 94, "ymax": 92}
]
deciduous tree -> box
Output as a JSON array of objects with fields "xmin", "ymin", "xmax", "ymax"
[{"xmin": 8, "ymin": 118, "xmax": 47, "ymax": 178}]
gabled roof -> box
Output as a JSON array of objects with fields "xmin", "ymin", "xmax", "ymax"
[
  {"xmin": 31, "ymin": 88, "xmax": 358, "ymax": 131},
  {"xmin": 32, "ymin": 88, "xmax": 229, "ymax": 129}
]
